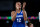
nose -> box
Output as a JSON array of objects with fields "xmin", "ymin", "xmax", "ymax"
[
  {"xmin": 19, "ymin": 5, "xmax": 21, "ymax": 6},
  {"xmin": 18, "ymin": 3, "xmax": 21, "ymax": 6},
  {"xmin": 19, "ymin": 4, "xmax": 21, "ymax": 6}
]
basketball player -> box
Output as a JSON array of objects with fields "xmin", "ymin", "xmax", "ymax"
[
  {"xmin": 23, "ymin": 2, "xmax": 34, "ymax": 27},
  {"xmin": 11, "ymin": 2, "xmax": 27, "ymax": 27}
]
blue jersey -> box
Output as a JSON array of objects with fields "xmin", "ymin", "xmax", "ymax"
[{"xmin": 12, "ymin": 10, "xmax": 25, "ymax": 27}]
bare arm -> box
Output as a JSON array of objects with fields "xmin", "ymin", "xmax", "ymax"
[
  {"xmin": 23, "ymin": 10, "xmax": 27, "ymax": 21},
  {"xmin": 11, "ymin": 11, "xmax": 17, "ymax": 21},
  {"xmin": 22, "ymin": 2, "xmax": 27, "ymax": 21}
]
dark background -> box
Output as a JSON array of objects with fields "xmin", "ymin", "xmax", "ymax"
[
  {"xmin": 0, "ymin": 0, "xmax": 40, "ymax": 16},
  {"xmin": 0, "ymin": 0, "xmax": 39, "ymax": 27}
]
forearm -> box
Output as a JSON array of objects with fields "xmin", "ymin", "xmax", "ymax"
[
  {"xmin": 28, "ymin": 19, "xmax": 30, "ymax": 22},
  {"xmin": 22, "ymin": 8, "xmax": 25, "ymax": 11},
  {"xmin": 23, "ymin": 9, "xmax": 27, "ymax": 21},
  {"xmin": 11, "ymin": 13, "xmax": 17, "ymax": 21},
  {"xmin": 23, "ymin": 13, "xmax": 27, "ymax": 21}
]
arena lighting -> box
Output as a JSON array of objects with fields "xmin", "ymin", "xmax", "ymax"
[
  {"xmin": 0, "ymin": 16, "xmax": 38, "ymax": 19},
  {"xmin": 0, "ymin": 16, "xmax": 1, "ymax": 19},
  {"xmin": 6, "ymin": 21, "xmax": 9, "ymax": 23},
  {"xmin": 7, "ymin": 16, "xmax": 11, "ymax": 19},
  {"xmin": 39, "ymin": 12, "xmax": 40, "ymax": 22}
]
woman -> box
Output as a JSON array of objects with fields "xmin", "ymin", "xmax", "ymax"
[{"xmin": 11, "ymin": 2, "xmax": 27, "ymax": 27}]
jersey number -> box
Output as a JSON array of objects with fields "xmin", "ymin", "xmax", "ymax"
[{"xmin": 17, "ymin": 18, "xmax": 21, "ymax": 22}]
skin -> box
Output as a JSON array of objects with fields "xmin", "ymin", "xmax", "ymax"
[
  {"xmin": 30, "ymin": 23, "xmax": 33, "ymax": 27},
  {"xmin": 23, "ymin": 2, "xmax": 34, "ymax": 27},
  {"xmin": 11, "ymin": 2, "xmax": 33, "ymax": 27},
  {"xmin": 11, "ymin": 2, "xmax": 27, "ymax": 21},
  {"xmin": 22, "ymin": 2, "xmax": 27, "ymax": 21},
  {"xmin": 22, "ymin": 2, "xmax": 26, "ymax": 9},
  {"xmin": 11, "ymin": 2, "xmax": 21, "ymax": 21}
]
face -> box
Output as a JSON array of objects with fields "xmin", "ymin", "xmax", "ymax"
[{"xmin": 16, "ymin": 2, "xmax": 21, "ymax": 10}]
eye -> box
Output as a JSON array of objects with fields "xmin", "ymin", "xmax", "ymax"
[
  {"xmin": 17, "ymin": 3, "xmax": 19, "ymax": 5},
  {"xmin": 18, "ymin": 4, "xmax": 19, "ymax": 5}
]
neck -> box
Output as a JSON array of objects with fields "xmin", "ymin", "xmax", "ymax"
[{"xmin": 16, "ymin": 9, "xmax": 21, "ymax": 11}]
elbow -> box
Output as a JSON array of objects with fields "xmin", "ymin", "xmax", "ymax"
[
  {"xmin": 24, "ymin": 19, "xmax": 27, "ymax": 21},
  {"xmin": 11, "ymin": 19, "xmax": 14, "ymax": 21},
  {"xmin": 11, "ymin": 17, "xmax": 14, "ymax": 21},
  {"xmin": 24, "ymin": 16, "xmax": 27, "ymax": 21},
  {"xmin": 11, "ymin": 17, "xmax": 13, "ymax": 21},
  {"xmin": 24, "ymin": 18, "xmax": 27, "ymax": 21}
]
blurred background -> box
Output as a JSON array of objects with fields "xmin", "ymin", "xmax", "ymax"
[{"xmin": 0, "ymin": 0, "xmax": 40, "ymax": 27}]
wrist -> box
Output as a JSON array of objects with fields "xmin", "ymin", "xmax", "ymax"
[
  {"xmin": 22, "ymin": 8, "xmax": 25, "ymax": 11},
  {"xmin": 23, "ymin": 9, "xmax": 25, "ymax": 11}
]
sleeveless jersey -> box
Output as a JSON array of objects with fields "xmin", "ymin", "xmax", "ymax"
[{"xmin": 12, "ymin": 10, "xmax": 25, "ymax": 27}]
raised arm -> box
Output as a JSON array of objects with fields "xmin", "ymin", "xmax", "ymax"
[
  {"xmin": 22, "ymin": 2, "xmax": 27, "ymax": 21},
  {"xmin": 23, "ymin": 11, "xmax": 27, "ymax": 21},
  {"xmin": 11, "ymin": 11, "xmax": 17, "ymax": 21}
]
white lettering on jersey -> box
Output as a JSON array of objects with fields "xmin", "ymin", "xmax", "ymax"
[
  {"xmin": 16, "ymin": 15, "xmax": 23, "ymax": 17},
  {"xmin": 17, "ymin": 18, "xmax": 21, "ymax": 22}
]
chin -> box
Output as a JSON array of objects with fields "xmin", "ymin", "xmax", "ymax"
[
  {"xmin": 20, "ymin": 7, "xmax": 21, "ymax": 8},
  {"xmin": 19, "ymin": 8, "xmax": 21, "ymax": 9}
]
